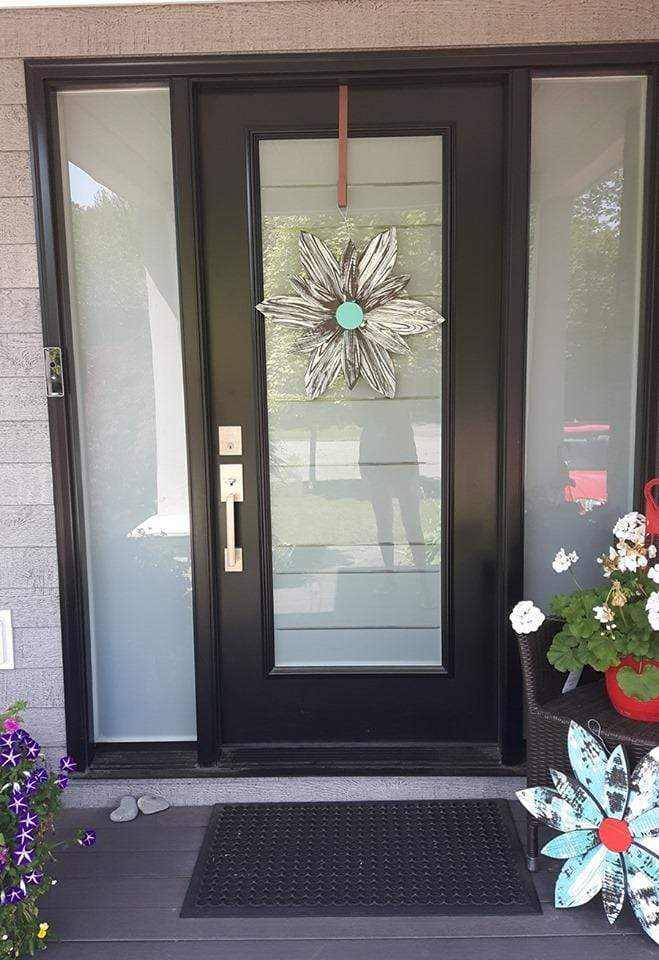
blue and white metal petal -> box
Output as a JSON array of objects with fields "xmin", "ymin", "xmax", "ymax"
[
  {"xmin": 555, "ymin": 845, "xmax": 608, "ymax": 909},
  {"xmin": 541, "ymin": 829, "xmax": 599, "ymax": 860},
  {"xmin": 517, "ymin": 787, "xmax": 599, "ymax": 832},
  {"xmin": 550, "ymin": 768, "xmax": 603, "ymax": 826},
  {"xmin": 626, "ymin": 857, "xmax": 659, "ymax": 945},
  {"xmin": 628, "ymin": 749, "xmax": 659, "ymax": 819},
  {"xmin": 567, "ymin": 721, "xmax": 608, "ymax": 806},
  {"xmin": 603, "ymin": 745, "xmax": 629, "ymax": 820},
  {"xmin": 601, "ymin": 852, "xmax": 626, "ymax": 924},
  {"xmin": 626, "ymin": 843, "xmax": 659, "ymax": 884},
  {"xmin": 630, "ymin": 806, "xmax": 659, "ymax": 841}
]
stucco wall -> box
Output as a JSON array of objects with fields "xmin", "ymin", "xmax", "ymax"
[{"xmin": 0, "ymin": 0, "xmax": 657, "ymax": 800}]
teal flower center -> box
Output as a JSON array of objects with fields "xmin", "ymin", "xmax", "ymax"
[{"xmin": 335, "ymin": 300, "xmax": 364, "ymax": 330}]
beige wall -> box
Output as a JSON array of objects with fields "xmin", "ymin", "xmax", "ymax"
[{"xmin": 0, "ymin": 0, "xmax": 657, "ymax": 777}]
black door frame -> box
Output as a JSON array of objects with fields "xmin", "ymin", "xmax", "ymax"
[{"xmin": 25, "ymin": 45, "xmax": 659, "ymax": 776}]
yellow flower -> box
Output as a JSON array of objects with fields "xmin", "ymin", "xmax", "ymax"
[{"xmin": 37, "ymin": 923, "xmax": 49, "ymax": 940}]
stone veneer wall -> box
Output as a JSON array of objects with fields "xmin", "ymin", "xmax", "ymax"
[{"xmin": 0, "ymin": 0, "xmax": 657, "ymax": 802}]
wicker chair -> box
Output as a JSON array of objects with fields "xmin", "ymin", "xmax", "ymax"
[{"xmin": 518, "ymin": 621, "xmax": 659, "ymax": 870}]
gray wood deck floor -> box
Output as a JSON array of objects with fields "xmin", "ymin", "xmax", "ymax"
[{"xmin": 40, "ymin": 804, "xmax": 656, "ymax": 959}]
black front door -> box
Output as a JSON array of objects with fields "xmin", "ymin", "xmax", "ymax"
[{"xmin": 196, "ymin": 80, "xmax": 504, "ymax": 752}]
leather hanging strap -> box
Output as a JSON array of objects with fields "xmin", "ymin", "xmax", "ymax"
[
  {"xmin": 338, "ymin": 85, "xmax": 348, "ymax": 209},
  {"xmin": 644, "ymin": 477, "xmax": 659, "ymax": 537}
]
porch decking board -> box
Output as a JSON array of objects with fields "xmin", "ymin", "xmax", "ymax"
[{"xmin": 41, "ymin": 806, "xmax": 652, "ymax": 958}]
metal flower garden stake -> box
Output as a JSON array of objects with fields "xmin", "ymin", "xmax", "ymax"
[
  {"xmin": 256, "ymin": 227, "xmax": 444, "ymax": 399},
  {"xmin": 518, "ymin": 720, "xmax": 659, "ymax": 944}
]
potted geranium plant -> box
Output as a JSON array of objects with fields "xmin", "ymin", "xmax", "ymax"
[
  {"xmin": 510, "ymin": 511, "xmax": 659, "ymax": 722},
  {"xmin": 0, "ymin": 700, "xmax": 96, "ymax": 957}
]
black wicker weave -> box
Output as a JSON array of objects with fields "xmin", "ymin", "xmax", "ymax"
[{"xmin": 518, "ymin": 621, "xmax": 659, "ymax": 870}]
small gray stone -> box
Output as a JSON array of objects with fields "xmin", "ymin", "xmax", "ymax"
[
  {"xmin": 137, "ymin": 794, "xmax": 170, "ymax": 816},
  {"xmin": 110, "ymin": 796, "xmax": 138, "ymax": 823}
]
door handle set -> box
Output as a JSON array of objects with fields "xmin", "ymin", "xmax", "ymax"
[{"xmin": 219, "ymin": 429, "xmax": 244, "ymax": 573}]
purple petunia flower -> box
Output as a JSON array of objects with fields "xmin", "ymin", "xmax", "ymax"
[
  {"xmin": 14, "ymin": 825, "xmax": 34, "ymax": 846},
  {"xmin": 7, "ymin": 791, "xmax": 28, "ymax": 816},
  {"xmin": 23, "ymin": 776, "xmax": 38, "ymax": 796},
  {"xmin": 14, "ymin": 823, "xmax": 34, "ymax": 847},
  {"xmin": 34, "ymin": 767, "xmax": 48, "ymax": 784},
  {"xmin": 23, "ymin": 869, "xmax": 43, "ymax": 886},
  {"xmin": 0, "ymin": 732, "xmax": 15, "ymax": 750},
  {"xmin": 0, "ymin": 747, "xmax": 21, "ymax": 768},
  {"xmin": 11, "ymin": 846, "xmax": 35, "ymax": 868},
  {"xmin": 23, "ymin": 739, "xmax": 40, "ymax": 761},
  {"xmin": 55, "ymin": 774, "xmax": 68, "ymax": 790},
  {"xmin": 19, "ymin": 811, "xmax": 40, "ymax": 832},
  {"xmin": 6, "ymin": 884, "xmax": 26, "ymax": 903},
  {"xmin": 78, "ymin": 829, "xmax": 96, "ymax": 848},
  {"xmin": 59, "ymin": 756, "xmax": 77, "ymax": 774}
]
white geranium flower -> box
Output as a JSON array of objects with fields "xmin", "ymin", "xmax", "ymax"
[
  {"xmin": 649, "ymin": 545, "xmax": 657, "ymax": 559},
  {"xmin": 648, "ymin": 565, "xmax": 659, "ymax": 584},
  {"xmin": 618, "ymin": 546, "xmax": 641, "ymax": 573},
  {"xmin": 509, "ymin": 600, "xmax": 545, "ymax": 635},
  {"xmin": 647, "ymin": 592, "xmax": 659, "ymax": 631},
  {"xmin": 552, "ymin": 548, "xmax": 579, "ymax": 573},
  {"xmin": 613, "ymin": 511, "xmax": 647, "ymax": 546},
  {"xmin": 594, "ymin": 604, "xmax": 615, "ymax": 624}
]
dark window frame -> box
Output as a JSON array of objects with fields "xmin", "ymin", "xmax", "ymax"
[{"xmin": 24, "ymin": 45, "xmax": 659, "ymax": 776}]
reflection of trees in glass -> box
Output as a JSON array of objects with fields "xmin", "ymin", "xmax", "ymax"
[
  {"xmin": 566, "ymin": 169, "xmax": 622, "ymax": 422},
  {"xmin": 71, "ymin": 193, "xmax": 190, "ymax": 588},
  {"xmin": 262, "ymin": 205, "xmax": 442, "ymax": 559}
]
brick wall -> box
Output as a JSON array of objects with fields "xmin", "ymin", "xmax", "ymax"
[
  {"xmin": 0, "ymin": 58, "xmax": 65, "ymax": 761},
  {"xmin": 0, "ymin": 0, "xmax": 656, "ymax": 796}
]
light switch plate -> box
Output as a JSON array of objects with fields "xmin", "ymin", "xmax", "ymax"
[
  {"xmin": 218, "ymin": 426, "xmax": 242, "ymax": 456},
  {"xmin": 0, "ymin": 611, "xmax": 14, "ymax": 670}
]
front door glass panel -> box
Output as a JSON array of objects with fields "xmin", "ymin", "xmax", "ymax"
[{"xmin": 259, "ymin": 136, "xmax": 443, "ymax": 668}]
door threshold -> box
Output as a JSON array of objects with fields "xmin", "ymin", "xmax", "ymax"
[
  {"xmin": 84, "ymin": 741, "xmax": 523, "ymax": 778},
  {"xmin": 218, "ymin": 741, "xmax": 524, "ymax": 778}
]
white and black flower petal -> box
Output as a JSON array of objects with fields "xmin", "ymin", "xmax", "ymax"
[
  {"xmin": 257, "ymin": 295, "xmax": 330, "ymax": 328},
  {"xmin": 356, "ymin": 227, "xmax": 398, "ymax": 301},
  {"xmin": 366, "ymin": 298, "xmax": 442, "ymax": 335},
  {"xmin": 340, "ymin": 240, "xmax": 358, "ymax": 299},
  {"xmin": 289, "ymin": 274, "xmax": 337, "ymax": 310},
  {"xmin": 362, "ymin": 274, "xmax": 411, "ymax": 312},
  {"xmin": 304, "ymin": 331, "xmax": 343, "ymax": 400},
  {"xmin": 341, "ymin": 330, "xmax": 361, "ymax": 390},
  {"xmin": 299, "ymin": 232, "xmax": 344, "ymax": 300},
  {"xmin": 361, "ymin": 321, "xmax": 410, "ymax": 356},
  {"xmin": 359, "ymin": 336, "xmax": 397, "ymax": 399}
]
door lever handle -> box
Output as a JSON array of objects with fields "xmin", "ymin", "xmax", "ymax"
[
  {"xmin": 225, "ymin": 492, "xmax": 240, "ymax": 571},
  {"xmin": 220, "ymin": 464, "xmax": 243, "ymax": 572}
]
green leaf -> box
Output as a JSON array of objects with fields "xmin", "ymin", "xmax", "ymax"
[{"xmin": 617, "ymin": 663, "xmax": 659, "ymax": 702}]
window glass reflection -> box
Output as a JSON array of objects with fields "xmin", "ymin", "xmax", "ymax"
[
  {"xmin": 260, "ymin": 137, "xmax": 443, "ymax": 667},
  {"xmin": 525, "ymin": 77, "xmax": 647, "ymax": 605}
]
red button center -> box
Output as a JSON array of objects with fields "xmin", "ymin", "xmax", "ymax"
[{"xmin": 598, "ymin": 817, "xmax": 632, "ymax": 852}]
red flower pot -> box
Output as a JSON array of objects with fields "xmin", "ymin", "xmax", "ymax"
[{"xmin": 605, "ymin": 656, "xmax": 659, "ymax": 722}]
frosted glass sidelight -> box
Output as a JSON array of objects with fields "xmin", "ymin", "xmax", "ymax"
[
  {"xmin": 58, "ymin": 88, "xmax": 196, "ymax": 741},
  {"xmin": 525, "ymin": 77, "xmax": 647, "ymax": 606},
  {"xmin": 259, "ymin": 136, "xmax": 443, "ymax": 667}
]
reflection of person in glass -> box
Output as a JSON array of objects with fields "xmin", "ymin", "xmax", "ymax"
[{"xmin": 358, "ymin": 403, "xmax": 428, "ymax": 572}]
